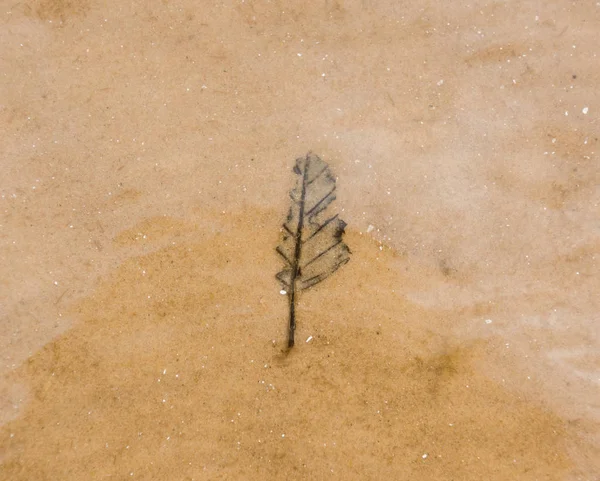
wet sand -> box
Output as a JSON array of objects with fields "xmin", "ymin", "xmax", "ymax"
[{"xmin": 1, "ymin": 1, "xmax": 599, "ymax": 479}]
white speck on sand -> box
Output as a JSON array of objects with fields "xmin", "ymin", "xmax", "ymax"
[
  {"xmin": 437, "ymin": 79, "xmax": 444, "ymax": 86},
  {"xmin": 306, "ymin": 336, "xmax": 313, "ymax": 343},
  {"xmin": 582, "ymin": 107, "xmax": 589, "ymax": 114},
  {"xmin": 280, "ymin": 290, "xmax": 287, "ymax": 295},
  {"xmin": 366, "ymin": 224, "xmax": 374, "ymax": 233},
  {"xmin": 422, "ymin": 453, "xmax": 428, "ymax": 459},
  {"xmin": 485, "ymin": 319, "xmax": 493, "ymax": 324}
]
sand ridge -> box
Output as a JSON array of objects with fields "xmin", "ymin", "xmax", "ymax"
[{"xmin": 1, "ymin": 213, "xmax": 572, "ymax": 480}]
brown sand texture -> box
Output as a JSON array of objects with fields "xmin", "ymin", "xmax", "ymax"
[{"xmin": 1, "ymin": 1, "xmax": 599, "ymax": 480}]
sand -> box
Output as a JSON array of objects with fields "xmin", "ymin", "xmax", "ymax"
[{"xmin": 1, "ymin": 1, "xmax": 599, "ymax": 480}]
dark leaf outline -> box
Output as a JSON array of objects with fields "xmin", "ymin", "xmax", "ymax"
[{"xmin": 276, "ymin": 152, "xmax": 350, "ymax": 347}]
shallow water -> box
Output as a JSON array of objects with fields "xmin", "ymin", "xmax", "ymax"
[{"xmin": 1, "ymin": 1, "xmax": 599, "ymax": 479}]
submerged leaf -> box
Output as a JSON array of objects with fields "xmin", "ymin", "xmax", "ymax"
[{"xmin": 276, "ymin": 152, "xmax": 350, "ymax": 347}]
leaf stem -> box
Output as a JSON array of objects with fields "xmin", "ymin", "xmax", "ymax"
[{"xmin": 288, "ymin": 155, "xmax": 310, "ymax": 347}]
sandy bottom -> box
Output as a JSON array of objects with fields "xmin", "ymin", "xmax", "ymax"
[{"xmin": 1, "ymin": 0, "xmax": 599, "ymax": 479}]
